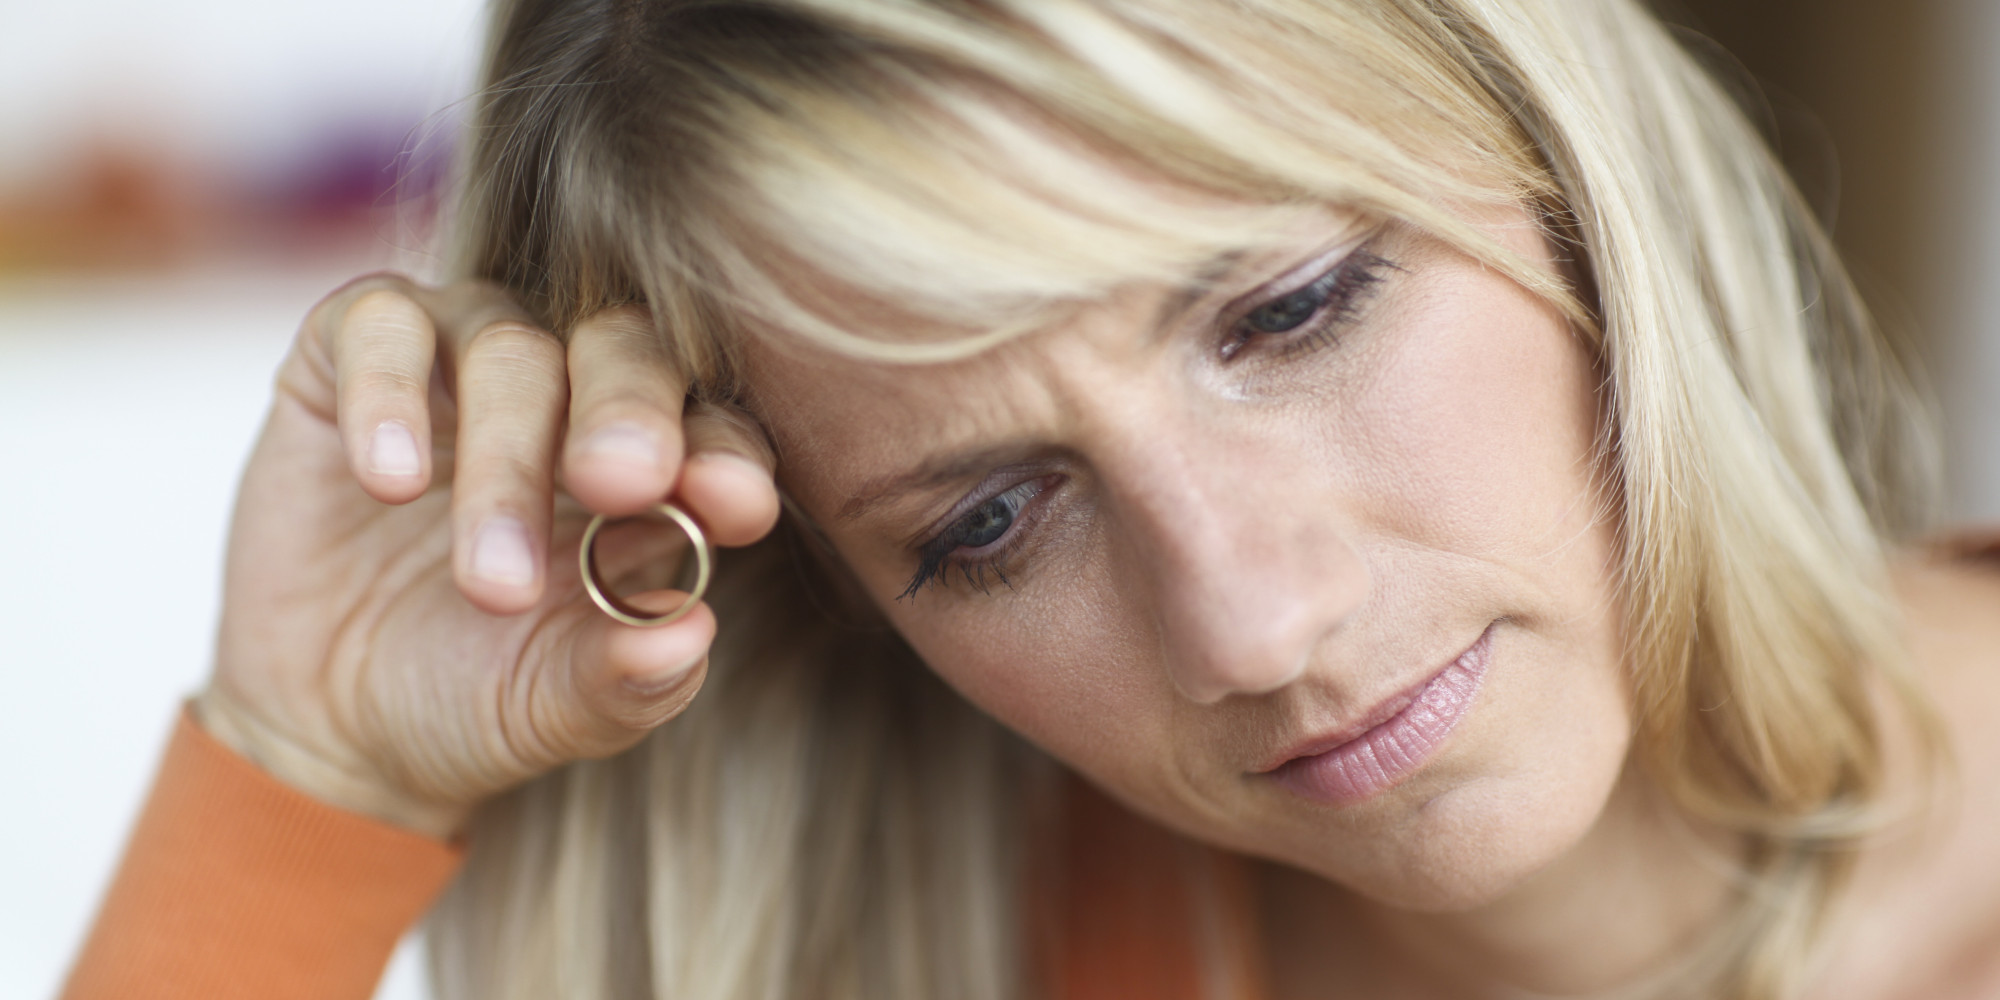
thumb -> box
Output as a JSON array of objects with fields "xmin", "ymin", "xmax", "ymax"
[{"xmin": 546, "ymin": 592, "xmax": 716, "ymax": 760}]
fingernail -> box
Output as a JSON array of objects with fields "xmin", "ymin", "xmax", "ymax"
[
  {"xmin": 580, "ymin": 422, "xmax": 659, "ymax": 467},
  {"xmin": 369, "ymin": 421, "xmax": 422, "ymax": 477},
  {"xmin": 470, "ymin": 517, "xmax": 536, "ymax": 587}
]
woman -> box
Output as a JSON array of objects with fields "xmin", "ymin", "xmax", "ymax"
[{"xmin": 60, "ymin": 0, "xmax": 2000, "ymax": 997}]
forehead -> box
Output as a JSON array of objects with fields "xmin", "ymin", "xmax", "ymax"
[
  {"xmin": 740, "ymin": 301, "xmax": 1084, "ymax": 510},
  {"xmin": 652, "ymin": 0, "xmax": 1550, "ymax": 387},
  {"xmin": 735, "ymin": 202, "xmax": 1373, "ymax": 503}
]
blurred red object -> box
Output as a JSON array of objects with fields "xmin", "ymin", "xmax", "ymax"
[
  {"xmin": 0, "ymin": 143, "xmax": 211, "ymax": 271},
  {"xmin": 0, "ymin": 125, "xmax": 446, "ymax": 274}
]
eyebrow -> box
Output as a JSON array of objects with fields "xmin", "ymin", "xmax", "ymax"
[
  {"xmin": 836, "ymin": 441, "xmax": 1045, "ymax": 523},
  {"xmin": 1154, "ymin": 248, "xmax": 1247, "ymax": 335},
  {"xmin": 832, "ymin": 248, "xmax": 1253, "ymax": 526}
]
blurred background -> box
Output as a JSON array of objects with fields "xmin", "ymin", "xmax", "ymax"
[
  {"xmin": 2, "ymin": 1, "xmax": 1996, "ymax": 998},
  {"xmin": 0, "ymin": 2, "xmax": 483, "ymax": 998}
]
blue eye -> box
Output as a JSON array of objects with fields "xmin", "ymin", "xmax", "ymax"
[
  {"xmin": 1226, "ymin": 247, "xmax": 1397, "ymax": 359},
  {"xmin": 1244, "ymin": 287, "xmax": 1324, "ymax": 333},
  {"xmin": 955, "ymin": 493, "xmax": 1018, "ymax": 548},
  {"xmin": 898, "ymin": 478, "xmax": 1053, "ymax": 599}
]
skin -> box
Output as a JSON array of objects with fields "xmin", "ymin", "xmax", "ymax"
[
  {"xmin": 746, "ymin": 202, "xmax": 1733, "ymax": 994},
  {"xmin": 752, "ymin": 205, "xmax": 1635, "ymax": 905},
  {"xmin": 1808, "ymin": 558, "xmax": 2000, "ymax": 1000},
  {"xmin": 198, "ymin": 277, "xmax": 783, "ymax": 837},
  {"xmin": 192, "ymin": 202, "xmax": 2000, "ymax": 994}
]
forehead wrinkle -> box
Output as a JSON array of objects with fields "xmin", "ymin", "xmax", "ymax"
[
  {"xmin": 756, "ymin": 236, "xmax": 1268, "ymax": 530},
  {"xmin": 836, "ymin": 438, "xmax": 1052, "ymax": 523},
  {"xmin": 876, "ymin": 320, "xmax": 1203, "ymax": 526},
  {"xmin": 1149, "ymin": 247, "xmax": 1246, "ymax": 344},
  {"xmin": 760, "ymin": 335, "xmax": 1064, "ymax": 519}
]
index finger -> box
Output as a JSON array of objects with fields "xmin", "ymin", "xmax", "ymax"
[
  {"xmin": 299, "ymin": 273, "xmax": 439, "ymax": 505},
  {"xmin": 676, "ymin": 402, "xmax": 781, "ymax": 547},
  {"xmin": 561, "ymin": 306, "xmax": 690, "ymax": 517}
]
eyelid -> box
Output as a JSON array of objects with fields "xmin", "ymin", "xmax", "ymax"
[
  {"xmin": 898, "ymin": 473, "xmax": 1063, "ymax": 598},
  {"xmin": 903, "ymin": 463, "xmax": 1051, "ymax": 549},
  {"xmin": 1218, "ymin": 229, "xmax": 1382, "ymax": 323}
]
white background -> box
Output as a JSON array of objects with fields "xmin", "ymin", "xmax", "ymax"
[
  {"xmin": 1, "ymin": 4, "xmax": 484, "ymax": 998},
  {"xmin": 3, "ymin": 3, "xmax": 1999, "ymax": 1000}
]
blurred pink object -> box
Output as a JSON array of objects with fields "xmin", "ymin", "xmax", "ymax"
[{"xmin": 0, "ymin": 121, "xmax": 449, "ymax": 273}]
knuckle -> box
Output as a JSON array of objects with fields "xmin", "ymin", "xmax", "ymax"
[
  {"xmin": 575, "ymin": 304, "xmax": 656, "ymax": 341},
  {"xmin": 349, "ymin": 283, "xmax": 422, "ymax": 313},
  {"xmin": 474, "ymin": 451, "xmax": 553, "ymax": 495},
  {"xmin": 581, "ymin": 391, "xmax": 680, "ymax": 428},
  {"xmin": 345, "ymin": 290, "xmax": 432, "ymax": 342},
  {"xmin": 570, "ymin": 310, "xmax": 681, "ymax": 373},
  {"xmin": 452, "ymin": 431, "xmax": 552, "ymax": 493},
  {"xmin": 468, "ymin": 322, "xmax": 566, "ymax": 373},
  {"xmin": 345, "ymin": 269, "xmax": 419, "ymax": 294},
  {"xmin": 495, "ymin": 450, "xmax": 550, "ymax": 487},
  {"xmin": 312, "ymin": 271, "xmax": 415, "ymax": 318},
  {"xmin": 349, "ymin": 367, "xmax": 429, "ymax": 400},
  {"xmin": 303, "ymin": 274, "xmax": 417, "ymax": 352},
  {"xmin": 573, "ymin": 366, "xmax": 686, "ymax": 417},
  {"xmin": 685, "ymin": 405, "xmax": 776, "ymax": 467}
]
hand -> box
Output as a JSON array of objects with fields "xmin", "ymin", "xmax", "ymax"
[{"xmin": 194, "ymin": 275, "xmax": 780, "ymax": 839}]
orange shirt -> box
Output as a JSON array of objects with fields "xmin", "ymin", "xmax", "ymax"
[
  {"xmin": 59, "ymin": 706, "xmax": 463, "ymax": 1000},
  {"xmin": 58, "ymin": 704, "xmax": 1265, "ymax": 1000}
]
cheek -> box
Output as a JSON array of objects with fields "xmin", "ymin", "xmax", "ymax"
[
  {"xmin": 1337, "ymin": 268, "xmax": 1608, "ymax": 574},
  {"xmin": 886, "ymin": 553, "xmax": 1173, "ymax": 784},
  {"xmin": 1232, "ymin": 261, "xmax": 1636, "ymax": 907}
]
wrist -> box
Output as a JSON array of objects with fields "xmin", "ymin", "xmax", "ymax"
[{"xmin": 190, "ymin": 687, "xmax": 471, "ymax": 841}]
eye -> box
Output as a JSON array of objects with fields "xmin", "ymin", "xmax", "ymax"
[
  {"xmin": 954, "ymin": 493, "xmax": 1018, "ymax": 548},
  {"xmin": 898, "ymin": 477, "xmax": 1055, "ymax": 599},
  {"xmin": 1243, "ymin": 287, "xmax": 1323, "ymax": 334},
  {"xmin": 1224, "ymin": 246, "xmax": 1397, "ymax": 360}
]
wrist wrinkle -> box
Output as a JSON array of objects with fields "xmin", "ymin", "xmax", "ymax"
[{"xmin": 191, "ymin": 688, "xmax": 468, "ymax": 840}]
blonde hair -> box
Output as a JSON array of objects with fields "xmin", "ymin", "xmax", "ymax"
[{"xmin": 425, "ymin": 0, "xmax": 1941, "ymax": 997}]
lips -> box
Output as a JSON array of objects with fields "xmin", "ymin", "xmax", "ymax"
[{"xmin": 1261, "ymin": 624, "xmax": 1495, "ymax": 805}]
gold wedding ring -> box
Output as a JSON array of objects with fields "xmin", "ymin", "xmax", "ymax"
[{"xmin": 579, "ymin": 502, "xmax": 713, "ymax": 627}]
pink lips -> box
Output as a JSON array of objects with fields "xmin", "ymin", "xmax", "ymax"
[{"xmin": 1264, "ymin": 625, "xmax": 1495, "ymax": 805}]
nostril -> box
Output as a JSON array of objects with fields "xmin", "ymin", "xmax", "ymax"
[
  {"xmin": 1168, "ymin": 630, "xmax": 1317, "ymax": 704},
  {"xmin": 1112, "ymin": 445, "xmax": 1371, "ymax": 704},
  {"xmin": 1159, "ymin": 550, "xmax": 1360, "ymax": 702}
]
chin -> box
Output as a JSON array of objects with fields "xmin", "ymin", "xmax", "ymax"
[
  {"xmin": 1266, "ymin": 724, "xmax": 1633, "ymax": 913},
  {"xmin": 1358, "ymin": 781, "xmax": 1615, "ymax": 911}
]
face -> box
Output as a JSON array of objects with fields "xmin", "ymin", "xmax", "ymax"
[{"xmin": 745, "ymin": 200, "xmax": 1633, "ymax": 912}]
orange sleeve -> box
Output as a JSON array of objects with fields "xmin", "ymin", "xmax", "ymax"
[
  {"xmin": 1038, "ymin": 778, "xmax": 1269, "ymax": 1000},
  {"xmin": 59, "ymin": 702, "xmax": 466, "ymax": 1000}
]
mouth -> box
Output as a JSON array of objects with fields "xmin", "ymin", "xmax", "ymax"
[{"xmin": 1256, "ymin": 622, "xmax": 1496, "ymax": 806}]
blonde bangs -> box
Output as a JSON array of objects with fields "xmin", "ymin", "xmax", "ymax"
[{"xmin": 636, "ymin": 0, "xmax": 1580, "ymax": 364}]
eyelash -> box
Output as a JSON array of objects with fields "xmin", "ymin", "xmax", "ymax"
[
  {"xmin": 896, "ymin": 245, "xmax": 1400, "ymax": 600},
  {"xmin": 898, "ymin": 477, "xmax": 1055, "ymax": 599},
  {"xmin": 1220, "ymin": 247, "xmax": 1399, "ymax": 361}
]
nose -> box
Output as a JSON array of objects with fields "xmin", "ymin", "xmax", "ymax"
[{"xmin": 1101, "ymin": 419, "xmax": 1370, "ymax": 705}]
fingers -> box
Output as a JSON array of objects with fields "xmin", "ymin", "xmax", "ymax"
[
  {"xmin": 308, "ymin": 279, "xmax": 779, "ymax": 622},
  {"xmin": 447, "ymin": 307, "xmax": 570, "ymax": 613},
  {"xmin": 532, "ymin": 595, "xmax": 716, "ymax": 761},
  {"xmin": 307, "ymin": 274, "xmax": 439, "ymax": 505},
  {"xmin": 597, "ymin": 594, "xmax": 714, "ymax": 723},
  {"xmin": 311, "ymin": 275, "xmax": 575, "ymax": 613},
  {"xmin": 677, "ymin": 402, "xmax": 781, "ymax": 547},
  {"xmin": 563, "ymin": 307, "xmax": 779, "ymax": 548},
  {"xmin": 561, "ymin": 307, "xmax": 688, "ymax": 516}
]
